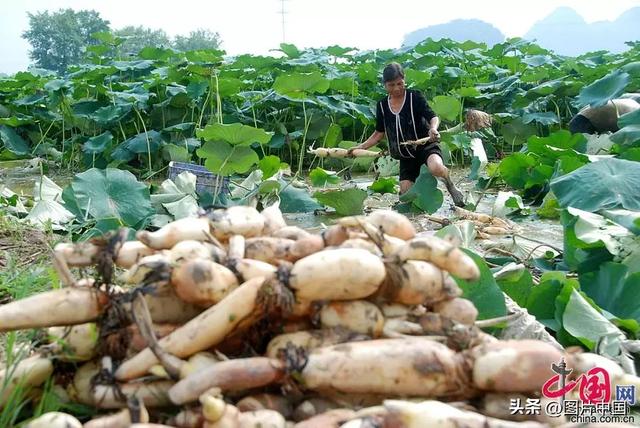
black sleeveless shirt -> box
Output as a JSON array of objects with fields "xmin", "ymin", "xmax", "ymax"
[{"xmin": 375, "ymin": 89, "xmax": 437, "ymax": 159}]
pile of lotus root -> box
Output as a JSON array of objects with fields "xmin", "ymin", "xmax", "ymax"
[{"xmin": 1, "ymin": 206, "xmax": 637, "ymax": 427}]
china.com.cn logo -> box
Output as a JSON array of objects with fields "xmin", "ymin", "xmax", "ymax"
[
  {"xmin": 510, "ymin": 358, "xmax": 636, "ymax": 423},
  {"xmin": 541, "ymin": 358, "xmax": 635, "ymax": 422}
]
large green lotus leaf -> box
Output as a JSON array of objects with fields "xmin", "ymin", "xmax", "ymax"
[
  {"xmin": 325, "ymin": 45, "xmax": 355, "ymax": 57},
  {"xmin": 139, "ymin": 46, "xmax": 174, "ymax": 61},
  {"xmin": 90, "ymin": 105, "xmax": 132, "ymax": 125},
  {"xmin": 529, "ymin": 79, "xmax": 563, "ymax": 96},
  {"xmin": 600, "ymin": 209, "xmax": 640, "ymax": 235},
  {"xmin": 537, "ymin": 191, "xmax": 561, "ymax": 219},
  {"xmin": 369, "ymin": 177, "xmax": 398, "ymax": 194},
  {"xmin": 622, "ymin": 61, "xmax": 640, "ymax": 76},
  {"xmin": 112, "ymin": 60, "xmax": 155, "ymax": 71},
  {"xmin": 61, "ymin": 185, "xmax": 83, "ymax": 219},
  {"xmin": 279, "ymin": 182, "xmax": 322, "ymax": 213},
  {"xmin": 0, "ymin": 115, "xmax": 33, "ymax": 127},
  {"xmin": 44, "ymin": 79, "xmax": 72, "ymax": 92},
  {"xmin": 185, "ymin": 50, "xmax": 224, "ymax": 64},
  {"xmin": 165, "ymin": 84, "xmax": 189, "ymax": 107},
  {"xmin": 522, "ymin": 69, "xmax": 550, "ymax": 83},
  {"xmin": 266, "ymin": 134, "xmax": 286, "ymax": 150},
  {"xmin": 72, "ymin": 100, "xmax": 102, "ymax": 118},
  {"xmin": 580, "ymin": 262, "xmax": 640, "ymax": 334},
  {"xmin": 313, "ymin": 188, "xmax": 367, "ymax": 216},
  {"xmin": 187, "ymin": 81, "xmax": 209, "ymax": 100},
  {"xmin": 444, "ymin": 66, "xmax": 467, "ymax": 79},
  {"xmin": 577, "ymin": 71, "xmax": 631, "ymax": 108},
  {"xmin": 399, "ymin": 165, "xmax": 443, "ymax": 214},
  {"xmin": 214, "ymin": 77, "xmax": 243, "ymax": 98},
  {"xmin": 445, "ymin": 134, "xmax": 472, "ymax": 151},
  {"xmin": 122, "ymin": 130, "xmax": 163, "ymax": 154},
  {"xmin": 502, "ymin": 118, "xmax": 537, "ymax": 145},
  {"xmin": 492, "ymin": 191, "xmax": 525, "ymax": 218},
  {"xmin": 70, "ymin": 168, "xmax": 154, "ymax": 227},
  {"xmin": 521, "ymin": 111, "xmax": 559, "ymax": 125},
  {"xmin": 618, "ymin": 108, "xmax": 640, "ymax": 129},
  {"xmin": 0, "ymin": 125, "xmax": 29, "ymax": 156},
  {"xmin": 13, "ymin": 94, "xmax": 46, "ymax": 106},
  {"xmin": 376, "ymin": 156, "xmax": 400, "ymax": 177},
  {"xmin": 611, "ymin": 125, "xmax": 640, "ymax": 147},
  {"xmin": 430, "ymin": 95, "xmax": 461, "ymax": 122},
  {"xmin": 33, "ymin": 175, "xmax": 63, "ymax": 202},
  {"xmin": 151, "ymin": 172, "xmax": 199, "ymax": 220},
  {"xmin": 525, "ymin": 272, "xmax": 576, "ymax": 330},
  {"xmin": 109, "ymin": 87, "xmax": 152, "ymax": 108},
  {"xmin": 196, "ymin": 123, "xmax": 272, "ymax": 146},
  {"xmin": 25, "ymin": 199, "xmax": 75, "ymax": 230},
  {"xmin": 495, "ymin": 263, "xmax": 534, "ymax": 309},
  {"xmin": 110, "ymin": 146, "xmax": 136, "ymax": 162},
  {"xmin": 453, "ymin": 249, "xmax": 507, "ymax": 320},
  {"xmin": 435, "ymin": 221, "xmax": 476, "ymax": 249},
  {"xmin": 552, "ymin": 283, "xmax": 587, "ymax": 349},
  {"xmin": 329, "ymin": 77, "xmax": 357, "ymax": 95},
  {"xmin": 163, "ymin": 123, "xmax": 196, "ymax": 137},
  {"xmin": 273, "ymin": 72, "xmax": 330, "ymax": 100},
  {"xmin": 562, "ymin": 288, "xmax": 625, "ymax": 351},
  {"xmin": 197, "ymin": 140, "xmax": 259, "ymax": 176},
  {"xmin": 550, "ymin": 158, "xmax": 640, "ymax": 211},
  {"xmin": 151, "ymin": 171, "xmax": 197, "ymax": 206},
  {"xmin": 323, "ymin": 124, "xmax": 342, "ymax": 148},
  {"xmin": 456, "ymin": 87, "xmax": 480, "ymax": 98},
  {"xmin": 620, "ymin": 147, "xmax": 640, "ymax": 161},
  {"xmin": 527, "ymin": 130, "xmax": 587, "ymax": 154},
  {"xmin": 309, "ymin": 168, "xmax": 341, "ymax": 187},
  {"xmin": 259, "ymin": 155, "xmax": 281, "ymax": 180},
  {"xmin": 498, "ymin": 153, "xmax": 537, "ymax": 190},
  {"xmin": 567, "ymin": 207, "xmax": 637, "ymax": 258},
  {"xmin": 561, "ymin": 210, "xmax": 614, "ymax": 274},
  {"xmin": 405, "ymin": 69, "xmax": 432, "ymax": 87},
  {"xmin": 83, "ymin": 131, "xmax": 113, "ymax": 154},
  {"xmin": 278, "ymin": 43, "xmax": 301, "ymax": 58}
]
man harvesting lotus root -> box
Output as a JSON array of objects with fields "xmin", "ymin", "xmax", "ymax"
[
  {"xmin": 569, "ymin": 97, "xmax": 640, "ymax": 134},
  {"xmin": 349, "ymin": 62, "xmax": 466, "ymax": 207}
]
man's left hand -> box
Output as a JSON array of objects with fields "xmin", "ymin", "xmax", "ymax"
[{"xmin": 429, "ymin": 128, "xmax": 440, "ymax": 142}]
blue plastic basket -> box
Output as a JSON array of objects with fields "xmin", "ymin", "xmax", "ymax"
[{"xmin": 167, "ymin": 161, "xmax": 230, "ymax": 196}]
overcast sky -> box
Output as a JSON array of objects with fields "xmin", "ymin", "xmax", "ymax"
[{"xmin": 1, "ymin": 0, "xmax": 639, "ymax": 74}]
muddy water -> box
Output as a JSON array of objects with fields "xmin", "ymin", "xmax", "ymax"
[
  {"xmin": 0, "ymin": 160, "xmax": 73, "ymax": 196},
  {"xmin": 282, "ymin": 170, "xmax": 564, "ymax": 259}
]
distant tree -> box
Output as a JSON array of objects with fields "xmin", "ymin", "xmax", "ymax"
[
  {"xmin": 22, "ymin": 9, "xmax": 110, "ymax": 73},
  {"xmin": 173, "ymin": 29, "xmax": 222, "ymax": 51},
  {"xmin": 114, "ymin": 26, "xmax": 171, "ymax": 56}
]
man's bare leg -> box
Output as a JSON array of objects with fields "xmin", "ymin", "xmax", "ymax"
[
  {"xmin": 426, "ymin": 154, "xmax": 465, "ymax": 207},
  {"xmin": 399, "ymin": 180, "xmax": 414, "ymax": 195}
]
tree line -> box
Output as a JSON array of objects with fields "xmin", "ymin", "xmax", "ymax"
[{"xmin": 22, "ymin": 9, "xmax": 222, "ymax": 73}]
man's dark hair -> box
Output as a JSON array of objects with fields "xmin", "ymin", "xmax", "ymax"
[{"xmin": 383, "ymin": 62, "xmax": 405, "ymax": 83}]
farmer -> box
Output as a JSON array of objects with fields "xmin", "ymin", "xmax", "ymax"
[
  {"xmin": 349, "ymin": 62, "xmax": 465, "ymax": 207},
  {"xmin": 568, "ymin": 98, "xmax": 640, "ymax": 134}
]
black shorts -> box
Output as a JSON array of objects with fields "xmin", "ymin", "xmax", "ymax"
[{"xmin": 399, "ymin": 144, "xmax": 443, "ymax": 182}]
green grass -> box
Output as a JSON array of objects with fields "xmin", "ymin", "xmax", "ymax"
[
  {"xmin": 0, "ymin": 261, "xmax": 59, "ymax": 303},
  {"xmin": 0, "ymin": 215, "xmax": 90, "ymax": 427}
]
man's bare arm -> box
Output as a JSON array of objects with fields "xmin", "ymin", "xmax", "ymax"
[{"xmin": 355, "ymin": 130, "xmax": 385, "ymax": 150}]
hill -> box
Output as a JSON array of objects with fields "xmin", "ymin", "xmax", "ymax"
[
  {"xmin": 525, "ymin": 6, "xmax": 640, "ymax": 56},
  {"xmin": 402, "ymin": 19, "xmax": 505, "ymax": 47}
]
